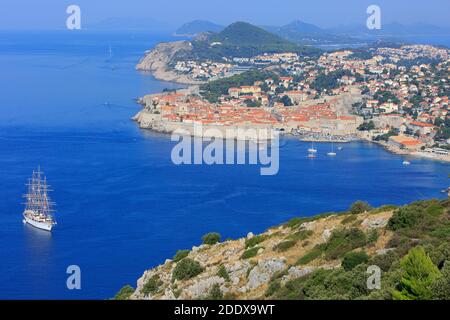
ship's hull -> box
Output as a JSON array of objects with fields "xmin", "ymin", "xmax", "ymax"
[{"xmin": 23, "ymin": 216, "xmax": 53, "ymax": 231}]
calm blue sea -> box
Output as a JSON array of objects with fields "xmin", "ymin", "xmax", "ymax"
[{"xmin": 0, "ymin": 31, "xmax": 449, "ymax": 299}]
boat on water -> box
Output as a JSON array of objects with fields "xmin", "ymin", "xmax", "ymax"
[
  {"xmin": 327, "ymin": 142, "xmax": 337, "ymax": 157},
  {"xmin": 22, "ymin": 167, "xmax": 56, "ymax": 232},
  {"xmin": 402, "ymin": 160, "xmax": 411, "ymax": 165},
  {"xmin": 308, "ymin": 142, "xmax": 317, "ymax": 153},
  {"xmin": 107, "ymin": 44, "xmax": 117, "ymax": 70}
]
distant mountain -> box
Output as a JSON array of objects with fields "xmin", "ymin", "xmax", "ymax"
[
  {"xmin": 278, "ymin": 20, "xmax": 322, "ymax": 34},
  {"xmin": 172, "ymin": 21, "xmax": 320, "ymax": 62},
  {"xmin": 330, "ymin": 22, "xmax": 450, "ymax": 37},
  {"xmin": 269, "ymin": 20, "xmax": 362, "ymax": 46},
  {"xmin": 209, "ymin": 21, "xmax": 294, "ymax": 46},
  {"xmin": 175, "ymin": 20, "xmax": 224, "ymax": 36},
  {"xmin": 261, "ymin": 20, "xmax": 450, "ymax": 47}
]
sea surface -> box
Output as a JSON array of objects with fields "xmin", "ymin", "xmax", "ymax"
[{"xmin": 0, "ymin": 31, "xmax": 449, "ymax": 299}]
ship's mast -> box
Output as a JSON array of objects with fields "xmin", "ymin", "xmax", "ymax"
[{"xmin": 24, "ymin": 167, "xmax": 55, "ymax": 219}]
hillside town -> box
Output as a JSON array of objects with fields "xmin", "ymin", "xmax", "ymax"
[
  {"xmin": 135, "ymin": 44, "xmax": 450, "ymax": 160},
  {"xmin": 173, "ymin": 60, "xmax": 237, "ymax": 81}
]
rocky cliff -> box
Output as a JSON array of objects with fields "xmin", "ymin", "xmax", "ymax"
[
  {"xmin": 120, "ymin": 206, "xmax": 397, "ymax": 300},
  {"xmin": 136, "ymin": 41, "xmax": 203, "ymax": 84}
]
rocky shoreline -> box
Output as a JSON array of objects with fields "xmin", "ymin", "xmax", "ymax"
[
  {"xmin": 368, "ymin": 139, "xmax": 450, "ymax": 163},
  {"xmin": 116, "ymin": 207, "xmax": 394, "ymax": 300},
  {"xmin": 136, "ymin": 41, "xmax": 204, "ymax": 85}
]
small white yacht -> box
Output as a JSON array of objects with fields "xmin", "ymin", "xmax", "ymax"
[
  {"xmin": 308, "ymin": 142, "xmax": 317, "ymax": 153},
  {"xmin": 327, "ymin": 142, "xmax": 337, "ymax": 157}
]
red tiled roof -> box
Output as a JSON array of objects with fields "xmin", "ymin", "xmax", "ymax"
[{"xmin": 410, "ymin": 121, "xmax": 434, "ymax": 127}]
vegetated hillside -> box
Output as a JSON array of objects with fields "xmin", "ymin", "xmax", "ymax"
[
  {"xmin": 115, "ymin": 199, "xmax": 450, "ymax": 300},
  {"xmin": 175, "ymin": 20, "xmax": 224, "ymax": 36},
  {"xmin": 199, "ymin": 69, "xmax": 278, "ymax": 103},
  {"xmin": 211, "ymin": 22, "xmax": 295, "ymax": 46},
  {"xmin": 173, "ymin": 22, "xmax": 321, "ymax": 62}
]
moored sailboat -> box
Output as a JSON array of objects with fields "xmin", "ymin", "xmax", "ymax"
[
  {"xmin": 327, "ymin": 142, "xmax": 337, "ymax": 157},
  {"xmin": 308, "ymin": 142, "xmax": 317, "ymax": 153}
]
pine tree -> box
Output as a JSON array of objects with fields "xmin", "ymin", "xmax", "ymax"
[{"xmin": 392, "ymin": 246, "xmax": 441, "ymax": 300}]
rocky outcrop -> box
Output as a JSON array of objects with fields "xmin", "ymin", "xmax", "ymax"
[
  {"xmin": 362, "ymin": 217, "xmax": 388, "ymax": 229},
  {"xmin": 281, "ymin": 266, "xmax": 316, "ymax": 285},
  {"xmin": 247, "ymin": 258, "xmax": 285, "ymax": 288},
  {"xmin": 184, "ymin": 276, "xmax": 226, "ymax": 298},
  {"xmin": 123, "ymin": 208, "xmax": 395, "ymax": 300},
  {"xmin": 136, "ymin": 41, "xmax": 203, "ymax": 84}
]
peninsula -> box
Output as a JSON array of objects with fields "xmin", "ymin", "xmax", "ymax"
[{"xmin": 134, "ymin": 21, "xmax": 450, "ymax": 161}]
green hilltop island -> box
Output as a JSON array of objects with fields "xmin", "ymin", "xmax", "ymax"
[{"xmin": 115, "ymin": 198, "xmax": 450, "ymax": 300}]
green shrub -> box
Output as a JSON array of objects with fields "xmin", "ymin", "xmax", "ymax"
[
  {"xmin": 245, "ymin": 234, "xmax": 267, "ymax": 248},
  {"xmin": 173, "ymin": 249, "xmax": 190, "ymax": 262},
  {"xmin": 440, "ymin": 198, "xmax": 450, "ymax": 209},
  {"xmin": 297, "ymin": 248, "xmax": 322, "ymax": 265},
  {"xmin": 367, "ymin": 229, "xmax": 379, "ymax": 243},
  {"xmin": 270, "ymin": 269, "xmax": 289, "ymax": 282},
  {"xmin": 246, "ymin": 262, "xmax": 257, "ymax": 278},
  {"xmin": 322, "ymin": 228, "xmax": 367, "ymax": 260},
  {"xmin": 217, "ymin": 265, "xmax": 230, "ymax": 282},
  {"xmin": 206, "ymin": 283, "xmax": 223, "ymax": 300},
  {"xmin": 283, "ymin": 213, "xmax": 337, "ymax": 229},
  {"xmin": 285, "ymin": 217, "xmax": 305, "ymax": 228},
  {"xmin": 265, "ymin": 280, "xmax": 281, "ymax": 297},
  {"xmin": 370, "ymin": 204, "xmax": 398, "ymax": 214},
  {"xmin": 241, "ymin": 247, "xmax": 260, "ymax": 259},
  {"xmin": 173, "ymin": 289, "xmax": 182, "ymax": 298},
  {"xmin": 349, "ymin": 201, "xmax": 372, "ymax": 215},
  {"xmin": 427, "ymin": 242, "xmax": 450, "ymax": 268},
  {"xmin": 341, "ymin": 215, "xmax": 358, "ymax": 225},
  {"xmin": 388, "ymin": 205, "xmax": 424, "ymax": 231},
  {"xmin": 369, "ymin": 250, "xmax": 399, "ymax": 272},
  {"xmin": 430, "ymin": 224, "xmax": 450, "ymax": 239},
  {"xmin": 274, "ymin": 265, "xmax": 372, "ymax": 300},
  {"xmin": 386, "ymin": 233, "xmax": 409, "ymax": 248},
  {"xmin": 430, "ymin": 261, "xmax": 450, "ymax": 299},
  {"xmin": 202, "ymin": 232, "xmax": 221, "ymax": 245},
  {"xmin": 274, "ymin": 240, "xmax": 296, "ymax": 252},
  {"xmin": 114, "ymin": 285, "xmax": 134, "ymax": 300},
  {"xmin": 392, "ymin": 246, "xmax": 441, "ymax": 300},
  {"xmin": 425, "ymin": 203, "xmax": 444, "ymax": 217},
  {"xmin": 172, "ymin": 258, "xmax": 204, "ymax": 281},
  {"xmin": 342, "ymin": 251, "xmax": 369, "ymax": 271},
  {"xmin": 273, "ymin": 276, "xmax": 306, "ymax": 300},
  {"xmin": 287, "ymin": 229, "xmax": 313, "ymax": 241},
  {"xmin": 273, "ymin": 269, "xmax": 332, "ymax": 299},
  {"xmin": 141, "ymin": 274, "xmax": 162, "ymax": 296}
]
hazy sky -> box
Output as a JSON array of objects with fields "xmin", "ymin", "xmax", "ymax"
[{"xmin": 0, "ymin": 0, "xmax": 449, "ymax": 30}]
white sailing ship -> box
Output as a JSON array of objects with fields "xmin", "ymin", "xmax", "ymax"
[{"xmin": 23, "ymin": 168, "xmax": 56, "ymax": 231}]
